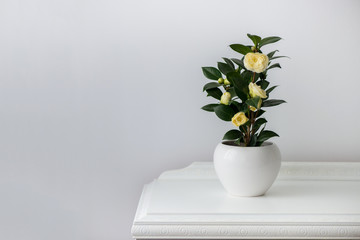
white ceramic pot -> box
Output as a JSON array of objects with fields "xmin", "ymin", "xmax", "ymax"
[{"xmin": 213, "ymin": 141, "xmax": 281, "ymax": 197}]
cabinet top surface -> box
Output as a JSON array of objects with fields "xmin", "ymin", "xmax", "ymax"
[
  {"xmin": 132, "ymin": 162, "xmax": 360, "ymax": 239},
  {"xmin": 135, "ymin": 162, "xmax": 360, "ymax": 222}
]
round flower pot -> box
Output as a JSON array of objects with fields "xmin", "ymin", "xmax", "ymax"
[{"xmin": 213, "ymin": 141, "xmax": 281, "ymax": 197}]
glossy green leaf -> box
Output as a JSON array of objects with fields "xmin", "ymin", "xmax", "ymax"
[
  {"xmin": 201, "ymin": 104, "xmax": 219, "ymax": 112},
  {"xmin": 229, "ymin": 101, "xmax": 241, "ymax": 112},
  {"xmin": 266, "ymin": 85, "xmax": 278, "ymax": 95},
  {"xmin": 247, "ymin": 34, "xmax": 261, "ymax": 46},
  {"xmin": 240, "ymin": 120, "xmax": 250, "ymax": 131},
  {"xmin": 248, "ymin": 134, "xmax": 258, "ymax": 146},
  {"xmin": 257, "ymin": 109, "xmax": 265, "ymax": 117},
  {"xmin": 231, "ymin": 58, "xmax": 245, "ymax": 69},
  {"xmin": 227, "ymin": 87, "xmax": 236, "ymax": 98},
  {"xmin": 223, "ymin": 57, "xmax": 235, "ymax": 70},
  {"xmin": 206, "ymin": 88, "xmax": 223, "ymax": 100},
  {"xmin": 262, "ymin": 99, "xmax": 286, "ymax": 107},
  {"xmin": 257, "ymin": 130, "xmax": 279, "ymax": 143},
  {"xmin": 257, "ymin": 80, "xmax": 270, "ymax": 90},
  {"xmin": 267, "ymin": 63, "xmax": 281, "ymax": 70},
  {"xmin": 259, "ymin": 72, "xmax": 267, "ymax": 80},
  {"xmin": 241, "ymin": 71, "xmax": 256, "ymax": 83},
  {"xmin": 259, "ymin": 36, "xmax": 282, "ymax": 48},
  {"xmin": 238, "ymin": 102, "xmax": 249, "ymax": 112},
  {"xmin": 203, "ymin": 82, "xmax": 221, "ymax": 91},
  {"xmin": 218, "ymin": 62, "xmax": 234, "ymax": 75},
  {"xmin": 214, "ymin": 105, "xmax": 235, "ymax": 121},
  {"xmin": 271, "ymin": 55, "xmax": 289, "ymax": 60},
  {"xmin": 245, "ymin": 96, "xmax": 261, "ymax": 109},
  {"xmin": 227, "ymin": 72, "xmax": 248, "ymax": 102},
  {"xmin": 267, "ymin": 50, "xmax": 279, "ymax": 59},
  {"xmin": 230, "ymin": 44, "xmax": 252, "ymax": 55},
  {"xmin": 253, "ymin": 118, "xmax": 267, "ymax": 132},
  {"xmin": 234, "ymin": 138, "xmax": 242, "ymax": 145},
  {"xmin": 202, "ymin": 67, "xmax": 222, "ymax": 80},
  {"xmin": 223, "ymin": 129, "xmax": 242, "ymax": 140}
]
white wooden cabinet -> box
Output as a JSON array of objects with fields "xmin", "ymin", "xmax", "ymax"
[{"xmin": 132, "ymin": 162, "xmax": 360, "ymax": 239}]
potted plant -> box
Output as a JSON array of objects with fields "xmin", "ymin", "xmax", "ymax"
[{"xmin": 201, "ymin": 34, "xmax": 287, "ymax": 197}]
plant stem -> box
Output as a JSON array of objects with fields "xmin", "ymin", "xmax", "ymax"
[
  {"xmin": 246, "ymin": 105, "xmax": 260, "ymax": 146},
  {"xmin": 250, "ymin": 110, "xmax": 259, "ymax": 136},
  {"xmin": 242, "ymin": 123, "xmax": 249, "ymax": 146},
  {"xmin": 246, "ymin": 125, "xmax": 250, "ymax": 146}
]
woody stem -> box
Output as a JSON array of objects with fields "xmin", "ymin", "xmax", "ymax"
[{"xmin": 251, "ymin": 110, "xmax": 259, "ymax": 136}]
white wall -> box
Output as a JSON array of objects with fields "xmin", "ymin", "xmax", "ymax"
[{"xmin": 0, "ymin": 0, "xmax": 359, "ymax": 239}]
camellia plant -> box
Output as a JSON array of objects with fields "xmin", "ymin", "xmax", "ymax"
[{"xmin": 201, "ymin": 34, "xmax": 287, "ymax": 147}]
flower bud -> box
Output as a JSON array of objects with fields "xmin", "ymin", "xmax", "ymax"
[
  {"xmin": 249, "ymin": 82, "xmax": 267, "ymax": 98},
  {"xmin": 249, "ymin": 99, "xmax": 262, "ymax": 111},
  {"xmin": 251, "ymin": 46, "xmax": 256, "ymax": 51},
  {"xmin": 224, "ymin": 79, "xmax": 231, "ymax": 85},
  {"xmin": 220, "ymin": 92, "xmax": 231, "ymax": 105},
  {"xmin": 218, "ymin": 78, "xmax": 224, "ymax": 84}
]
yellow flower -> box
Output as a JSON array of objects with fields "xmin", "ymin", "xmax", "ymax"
[
  {"xmin": 244, "ymin": 52, "xmax": 269, "ymax": 73},
  {"xmin": 232, "ymin": 112, "xmax": 249, "ymax": 127},
  {"xmin": 249, "ymin": 99, "xmax": 262, "ymax": 111},
  {"xmin": 249, "ymin": 82, "xmax": 267, "ymax": 98},
  {"xmin": 220, "ymin": 92, "xmax": 231, "ymax": 105}
]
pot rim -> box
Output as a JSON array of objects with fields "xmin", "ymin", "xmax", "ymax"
[{"xmin": 221, "ymin": 140, "xmax": 274, "ymax": 148}]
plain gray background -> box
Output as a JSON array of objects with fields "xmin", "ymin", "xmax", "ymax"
[{"xmin": 0, "ymin": 0, "xmax": 360, "ymax": 239}]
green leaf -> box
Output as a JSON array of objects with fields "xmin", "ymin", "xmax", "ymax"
[
  {"xmin": 227, "ymin": 72, "xmax": 248, "ymax": 102},
  {"xmin": 214, "ymin": 105, "xmax": 235, "ymax": 121},
  {"xmin": 203, "ymin": 82, "xmax": 221, "ymax": 91},
  {"xmin": 229, "ymin": 101, "xmax": 241, "ymax": 112},
  {"xmin": 253, "ymin": 118, "xmax": 267, "ymax": 132},
  {"xmin": 230, "ymin": 44, "xmax": 252, "ymax": 55},
  {"xmin": 227, "ymin": 87, "xmax": 236, "ymax": 98},
  {"xmin": 201, "ymin": 104, "xmax": 219, "ymax": 112},
  {"xmin": 218, "ymin": 62, "xmax": 234, "ymax": 75},
  {"xmin": 267, "ymin": 63, "xmax": 281, "ymax": 70},
  {"xmin": 259, "ymin": 36, "xmax": 282, "ymax": 48},
  {"xmin": 246, "ymin": 96, "xmax": 261, "ymax": 109},
  {"xmin": 257, "ymin": 109, "xmax": 265, "ymax": 117},
  {"xmin": 248, "ymin": 134, "xmax": 258, "ymax": 146},
  {"xmin": 230, "ymin": 101, "xmax": 248, "ymax": 114},
  {"xmin": 223, "ymin": 129, "xmax": 242, "ymax": 140},
  {"xmin": 259, "ymin": 72, "xmax": 267, "ymax": 80},
  {"xmin": 223, "ymin": 57, "xmax": 235, "ymax": 70},
  {"xmin": 241, "ymin": 71, "xmax": 256, "ymax": 83},
  {"xmin": 239, "ymin": 125, "xmax": 247, "ymax": 135},
  {"xmin": 238, "ymin": 102, "xmax": 249, "ymax": 112},
  {"xmin": 262, "ymin": 99, "xmax": 286, "ymax": 107},
  {"xmin": 267, "ymin": 50, "xmax": 279, "ymax": 59},
  {"xmin": 206, "ymin": 88, "xmax": 223, "ymax": 100},
  {"xmin": 259, "ymin": 124, "xmax": 266, "ymax": 135},
  {"xmin": 271, "ymin": 56, "xmax": 289, "ymax": 60},
  {"xmin": 231, "ymin": 58, "xmax": 245, "ymax": 69},
  {"xmin": 257, "ymin": 80, "xmax": 270, "ymax": 90},
  {"xmin": 239, "ymin": 120, "xmax": 250, "ymax": 132},
  {"xmin": 202, "ymin": 67, "xmax": 222, "ymax": 80},
  {"xmin": 234, "ymin": 138, "xmax": 242, "ymax": 145},
  {"xmin": 247, "ymin": 34, "xmax": 261, "ymax": 46},
  {"xmin": 266, "ymin": 85, "xmax": 278, "ymax": 95},
  {"xmin": 257, "ymin": 130, "xmax": 279, "ymax": 143}
]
